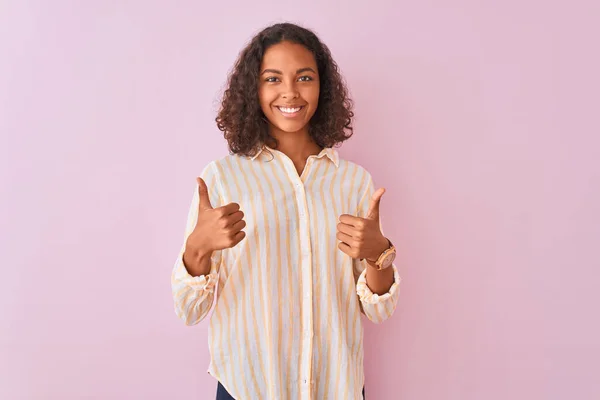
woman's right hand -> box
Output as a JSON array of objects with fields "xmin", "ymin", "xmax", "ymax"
[{"xmin": 185, "ymin": 177, "xmax": 247, "ymax": 257}]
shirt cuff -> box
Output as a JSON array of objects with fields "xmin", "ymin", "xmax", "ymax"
[
  {"xmin": 182, "ymin": 271, "xmax": 218, "ymax": 293},
  {"xmin": 356, "ymin": 264, "xmax": 401, "ymax": 304},
  {"xmin": 174, "ymin": 254, "xmax": 218, "ymax": 294}
]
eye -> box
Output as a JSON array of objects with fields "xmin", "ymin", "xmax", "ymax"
[
  {"xmin": 298, "ymin": 76, "xmax": 313, "ymax": 82},
  {"xmin": 265, "ymin": 76, "xmax": 280, "ymax": 83}
]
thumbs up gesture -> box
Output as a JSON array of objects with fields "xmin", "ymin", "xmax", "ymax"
[
  {"xmin": 336, "ymin": 187, "xmax": 389, "ymax": 262},
  {"xmin": 186, "ymin": 177, "xmax": 247, "ymax": 255}
]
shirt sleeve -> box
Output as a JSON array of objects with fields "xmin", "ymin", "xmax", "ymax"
[
  {"xmin": 171, "ymin": 162, "xmax": 223, "ymax": 326},
  {"xmin": 352, "ymin": 170, "xmax": 402, "ymax": 324}
]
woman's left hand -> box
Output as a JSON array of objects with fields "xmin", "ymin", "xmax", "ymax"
[{"xmin": 336, "ymin": 188, "xmax": 390, "ymax": 262}]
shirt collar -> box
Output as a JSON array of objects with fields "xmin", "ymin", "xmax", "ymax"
[{"xmin": 250, "ymin": 145, "xmax": 339, "ymax": 168}]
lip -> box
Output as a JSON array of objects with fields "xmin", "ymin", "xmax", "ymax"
[
  {"xmin": 276, "ymin": 104, "xmax": 305, "ymax": 108},
  {"xmin": 275, "ymin": 105, "xmax": 305, "ymax": 118}
]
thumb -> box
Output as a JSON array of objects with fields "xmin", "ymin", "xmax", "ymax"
[
  {"xmin": 196, "ymin": 177, "xmax": 213, "ymax": 211},
  {"xmin": 366, "ymin": 188, "xmax": 385, "ymax": 220}
]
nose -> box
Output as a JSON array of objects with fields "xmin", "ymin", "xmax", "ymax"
[{"xmin": 281, "ymin": 80, "xmax": 299, "ymax": 100}]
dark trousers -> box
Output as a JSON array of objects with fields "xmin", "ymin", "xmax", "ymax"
[{"xmin": 216, "ymin": 381, "xmax": 365, "ymax": 399}]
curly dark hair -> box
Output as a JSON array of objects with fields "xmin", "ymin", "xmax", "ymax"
[{"xmin": 215, "ymin": 22, "xmax": 354, "ymax": 157}]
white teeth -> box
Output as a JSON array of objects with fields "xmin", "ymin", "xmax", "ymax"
[{"xmin": 278, "ymin": 106, "xmax": 302, "ymax": 113}]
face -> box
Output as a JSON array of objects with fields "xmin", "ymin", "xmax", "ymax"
[{"xmin": 258, "ymin": 41, "xmax": 320, "ymax": 137}]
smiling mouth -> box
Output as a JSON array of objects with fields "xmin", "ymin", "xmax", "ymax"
[{"xmin": 276, "ymin": 106, "xmax": 305, "ymax": 117}]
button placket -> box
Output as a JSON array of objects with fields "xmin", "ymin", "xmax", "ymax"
[{"xmin": 291, "ymin": 164, "xmax": 314, "ymax": 400}]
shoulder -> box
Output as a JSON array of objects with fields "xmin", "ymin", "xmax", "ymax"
[
  {"xmin": 337, "ymin": 157, "xmax": 374, "ymax": 187},
  {"xmin": 202, "ymin": 153, "xmax": 248, "ymax": 175}
]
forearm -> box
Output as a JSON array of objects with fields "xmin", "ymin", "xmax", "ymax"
[
  {"xmin": 365, "ymin": 260, "xmax": 395, "ymax": 295},
  {"xmin": 172, "ymin": 278, "xmax": 216, "ymax": 325},
  {"xmin": 183, "ymin": 245, "xmax": 213, "ymax": 277},
  {"xmin": 172, "ymin": 246, "xmax": 218, "ymax": 325},
  {"xmin": 357, "ymin": 264, "xmax": 401, "ymax": 323},
  {"xmin": 364, "ymin": 235, "xmax": 395, "ymax": 295}
]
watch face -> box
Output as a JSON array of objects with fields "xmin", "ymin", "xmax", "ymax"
[{"xmin": 382, "ymin": 252, "xmax": 396, "ymax": 269}]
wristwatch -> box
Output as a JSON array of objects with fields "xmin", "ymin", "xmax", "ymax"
[{"xmin": 367, "ymin": 239, "xmax": 396, "ymax": 270}]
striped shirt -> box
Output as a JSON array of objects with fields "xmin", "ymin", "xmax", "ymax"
[{"xmin": 171, "ymin": 146, "xmax": 401, "ymax": 400}]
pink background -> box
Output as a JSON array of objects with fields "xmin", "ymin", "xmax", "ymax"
[{"xmin": 1, "ymin": 1, "xmax": 599, "ymax": 399}]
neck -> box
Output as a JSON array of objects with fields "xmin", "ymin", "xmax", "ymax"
[{"xmin": 270, "ymin": 127, "xmax": 323, "ymax": 164}]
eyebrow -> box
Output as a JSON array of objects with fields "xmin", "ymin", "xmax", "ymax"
[{"xmin": 260, "ymin": 67, "xmax": 317, "ymax": 75}]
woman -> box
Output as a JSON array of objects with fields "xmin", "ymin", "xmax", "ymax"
[{"xmin": 171, "ymin": 22, "xmax": 401, "ymax": 400}]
